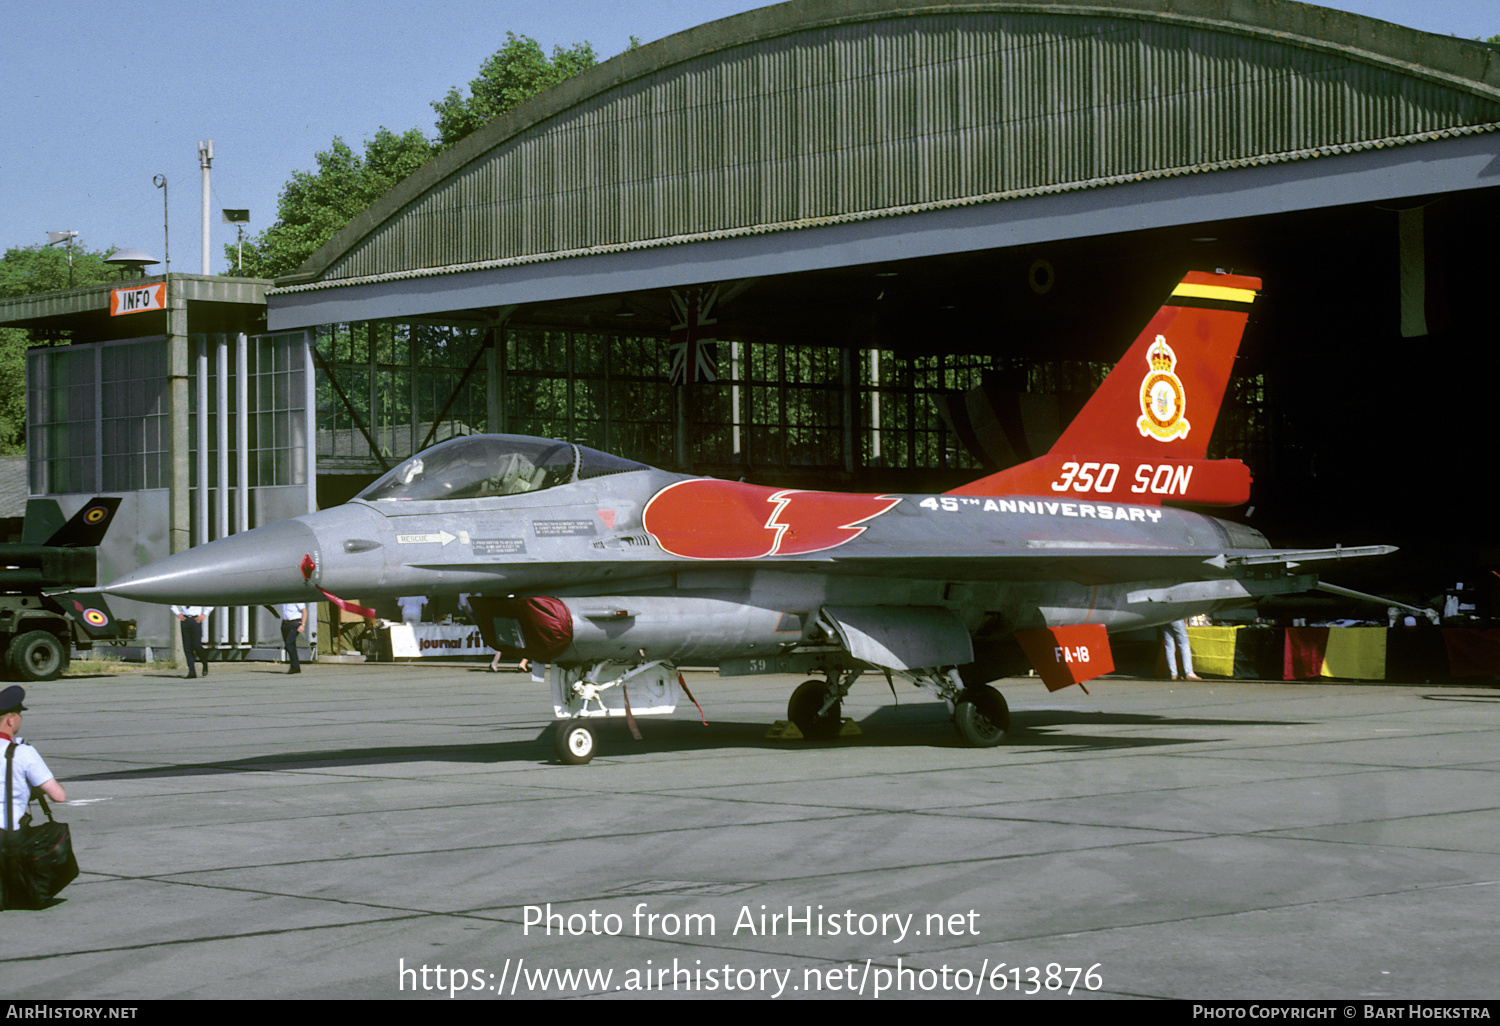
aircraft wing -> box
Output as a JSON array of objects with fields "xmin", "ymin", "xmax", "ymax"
[
  {"xmin": 810, "ymin": 542, "xmax": 1397, "ymax": 587},
  {"xmin": 404, "ymin": 543, "xmax": 1394, "ymax": 594}
]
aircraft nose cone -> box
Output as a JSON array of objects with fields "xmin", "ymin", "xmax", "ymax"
[{"xmin": 102, "ymin": 518, "xmax": 323, "ymax": 605}]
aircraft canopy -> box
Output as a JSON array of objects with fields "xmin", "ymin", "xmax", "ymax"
[{"xmin": 356, "ymin": 434, "xmax": 650, "ymax": 502}]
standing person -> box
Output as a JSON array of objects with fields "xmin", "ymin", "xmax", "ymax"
[
  {"xmin": 0, "ymin": 687, "xmax": 65, "ymax": 831},
  {"xmin": 397, "ymin": 595, "xmax": 427, "ymax": 623},
  {"xmin": 1160, "ymin": 618, "xmax": 1201, "ymax": 680},
  {"xmin": 170, "ymin": 604, "xmax": 210, "ymax": 678},
  {"xmin": 279, "ymin": 601, "xmax": 307, "ymax": 674}
]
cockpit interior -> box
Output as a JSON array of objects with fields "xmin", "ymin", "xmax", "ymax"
[{"xmin": 356, "ymin": 435, "xmax": 651, "ymax": 502}]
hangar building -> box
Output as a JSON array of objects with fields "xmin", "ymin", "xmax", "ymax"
[
  {"xmin": 8, "ymin": 0, "xmax": 1500, "ymax": 658},
  {"xmin": 270, "ymin": 0, "xmax": 1500, "ymax": 577}
]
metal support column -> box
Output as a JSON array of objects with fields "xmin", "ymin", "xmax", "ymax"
[
  {"xmin": 841, "ymin": 347, "xmax": 855, "ymax": 474},
  {"xmin": 195, "ymin": 334, "xmax": 209, "ymax": 550},
  {"xmin": 215, "ymin": 333, "xmax": 229, "ymax": 646},
  {"xmin": 167, "ymin": 275, "xmax": 189, "ymax": 668},
  {"xmin": 236, "ymin": 332, "xmax": 249, "ymax": 648},
  {"xmin": 302, "ymin": 330, "xmax": 318, "ymax": 658}
]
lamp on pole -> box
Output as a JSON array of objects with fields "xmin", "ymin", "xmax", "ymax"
[
  {"xmin": 45, "ymin": 230, "xmax": 79, "ymax": 288},
  {"xmin": 152, "ymin": 175, "xmax": 169, "ymax": 276},
  {"xmin": 222, "ymin": 209, "xmax": 249, "ymax": 274}
]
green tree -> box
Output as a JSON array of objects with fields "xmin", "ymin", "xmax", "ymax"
[
  {"xmin": 432, "ymin": 32, "xmax": 599, "ymax": 148},
  {"xmin": 229, "ymin": 32, "xmax": 606, "ymax": 280},
  {"xmin": 230, "ymin": 127, "xmax": 436, "ymax": 280},
  {"xmin": 0, "ymin": 242, "xmax": 119, "ymax": 454},
  {"xmin": 0, "ymin": 242, "xmax": 117, "ymax": 298}
]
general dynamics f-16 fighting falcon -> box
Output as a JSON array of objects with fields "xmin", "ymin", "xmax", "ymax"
[{"xmin": 101, "ymin": 271, "xmax": 1395, "ymax": 763}]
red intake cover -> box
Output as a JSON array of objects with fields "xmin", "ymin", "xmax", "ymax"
[
  {"xmin": 1014, "ymin": 624, "xmax": 1115, "ymax": 691},
  {"xmin": 469, "ymin": 596, "xmax": 574, "ymax": 660}
]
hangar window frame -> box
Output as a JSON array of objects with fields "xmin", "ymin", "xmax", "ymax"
[{"xmin": 309, "ymin": 321, "xmax": 1002, "ymax": 481}]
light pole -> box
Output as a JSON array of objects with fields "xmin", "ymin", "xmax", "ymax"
[
  {"xmin": 222, "ymin": 209, "xmax": 250, "ymax": 274},
  {"xmin": 153, "ymin": 175, "xmax": 169, "ymax": 276},
  {"xmin": 45, "ymin": 230, "xmax": 79, "ymax": 287}
]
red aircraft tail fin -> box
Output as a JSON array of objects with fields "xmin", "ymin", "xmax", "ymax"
[{"xmin": 949, "ymin": 271, "xmax": 1260, "ymax": 506}]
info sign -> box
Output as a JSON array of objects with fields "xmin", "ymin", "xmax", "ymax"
[{"xmin": 110, "ymin": 283, "xmax": 166, "ymax": 316}]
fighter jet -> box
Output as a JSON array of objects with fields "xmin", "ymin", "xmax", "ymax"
[{"xmin": 101, "ymin": 271, "xmax": 1395, "ymax": 763}]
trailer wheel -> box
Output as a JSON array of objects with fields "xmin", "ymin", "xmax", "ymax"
[{"xmin": 8, "ymin": 631, "xmax": 69, "ymax": 681}]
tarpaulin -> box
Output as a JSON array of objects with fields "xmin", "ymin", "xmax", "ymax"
[
  {"xmin": 1283, "ymin": 627, "xmax": 1330, "ymax": 680},
  {"xmin": 1320, "ymin": 627, "xmax": 1386, "ymax": 680},
  {"xmin": 1442, "ymin": 628, "xmax": 1500, "ymax": 677},
  {"xmin": 1185, "ymin": 626, "xmax": 1237, "ymax": 678}
]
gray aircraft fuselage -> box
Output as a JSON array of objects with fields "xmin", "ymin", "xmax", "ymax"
[{"xmin": 101, "ymin": 435, "xmax": 1284, "ymax": 673}]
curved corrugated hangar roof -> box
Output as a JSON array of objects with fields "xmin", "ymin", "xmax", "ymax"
[{"xmin": 267, "ymin": 0, "xmax": 1500, "ymax": 332}]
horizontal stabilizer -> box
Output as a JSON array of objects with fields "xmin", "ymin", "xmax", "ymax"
[
  {"xmin": 1315, "ymin": 582, "xmax": 1438, "ymax": 623},
  {"xmin": 44, "ymin": 497, "xmax": 122, "ymax": 548},
  {"xmin": 1127, "ymin": 575, "xmax": 1318, "ymax": 605},
  {"xmin": 56, "ymin": 592, "xmax": 124, "ymax": 638}
]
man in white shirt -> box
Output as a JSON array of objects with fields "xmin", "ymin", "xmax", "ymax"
[
  {"xmin": 397, "ymin": 595, "xmax": 427, "ymax": 623},
  {"xmin": 1, "ymin": 686, "xmax": 65, "ymax": 832},
  {"xmin": 170, "ymin": 604, "xmax": 210, "ymax": 678},
  {"xmin": 278, "ymin": 602, "xmax": 307, "ymax": 674}
]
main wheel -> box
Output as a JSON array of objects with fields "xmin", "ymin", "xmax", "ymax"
[
  {"xmin": 787, "ymin": 679, "xmax": 843, "ymax": 741},
  {"xmin": 553, "ymin": 720, "xmax": 597, "ymax": 765},
  {"xmin": 953, "ymin": 684, "xmax": 1009, "ymax": 747},
  {"xmin": 8, "ymin": 631, "xmax": 68, "ymax": 682}
]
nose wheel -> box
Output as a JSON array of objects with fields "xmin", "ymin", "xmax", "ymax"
[{"xmin": 554, "ymin": 720, "xmax": 597, "ymax": 764}]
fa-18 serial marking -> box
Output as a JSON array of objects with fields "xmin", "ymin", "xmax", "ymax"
[{"xmin": 100, "ymin": 271, "xmax": 1396, "ymax": 763}]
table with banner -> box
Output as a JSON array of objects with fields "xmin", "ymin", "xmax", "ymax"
[
  {"xmin": 381, "ymin": 623, "xmax": 494, "ymax": 660},
  {"xmin": 1180, "ymin": 626, "xmax": 1500, "ymax": 681}
]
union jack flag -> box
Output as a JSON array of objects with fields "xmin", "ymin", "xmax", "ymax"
[{"xmin": 668, "ymin": 285, "xmax": 718, "ymax": 385}]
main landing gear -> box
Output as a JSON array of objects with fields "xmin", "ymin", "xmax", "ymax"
[
  {"xmin": 898, "ymin": 668, "xmax": 1010, "ymax": 748},
  {"xmin": 786, "ymin": 677, "xmax": 847, "ymax": 740},
  {"xmin": 547, "ymin": 665, "xmax": 1011, "ymax": 764},
  {"xmin": 952, "ymin": 682, "xmax": 1009, "ymax": 748},
  {"xmin": 785, "ymin": 669, "xmax": 1009, "ymax": 748}
]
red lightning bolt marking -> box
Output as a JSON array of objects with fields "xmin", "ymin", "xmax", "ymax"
[{"xmin": 763, "ymin": 490, "xmax": 901, "ymax": 555}]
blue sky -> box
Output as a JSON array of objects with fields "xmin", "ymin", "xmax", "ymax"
[{"xmin": 2, "ymin": 0, "xmax": 1496, "ymax": 273}]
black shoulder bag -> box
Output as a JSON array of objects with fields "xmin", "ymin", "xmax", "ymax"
[{"xmin": 2, "ymin": 741, "xmax": 79, "ymax": 909}]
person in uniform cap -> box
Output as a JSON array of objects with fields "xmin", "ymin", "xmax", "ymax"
[{"xmin": 0, "ymin": 686, "xmax": 66, "ymax": 831}]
